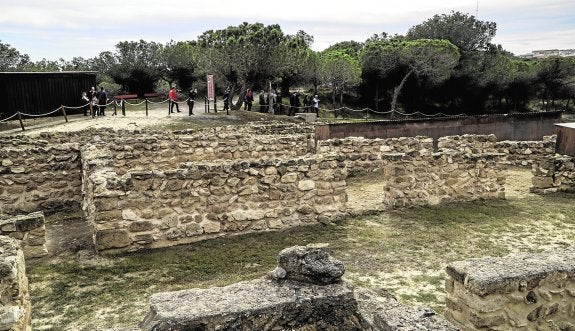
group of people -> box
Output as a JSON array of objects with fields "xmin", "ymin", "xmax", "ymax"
[
  {"xmin": 81, "ymin": 86, "xmax": 108, "ymax": 117},
  {"xmin": 82, "ymin": 85, "xmax": 319, "ymax": 118},
  {"xmin": 169, "ymin": 86, "xmax": 198, "ymax": 116},
  {"xmin": 289, "ymin": 92, "xmax": 319, "ymax": 116},
  {"xmin": 240, "ymin": 88, "xmax": 319, "ymax": 116}
]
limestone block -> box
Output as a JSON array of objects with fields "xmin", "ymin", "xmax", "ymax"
[
  {"xmin": 280, "ymin": 173, "xmax": 298, "ymax": 183},
  {"xmin": 277, "ymin": 245, "xmax": 344, "ymax": 285},
  {"xmin": 297, "ymin": 180, "xmax": 315, "ymax": 191},
  {"xmin": 200, "ymin": 220, "xmax": 221, "ymax": 234},
  {"xmin": 95, "ymin": 229, "xmax": 131, "ymax": 251},
  {"xmin": 184, "ymin": 223, "xmax": 203, "ymax": 236},
  {"xmin": 128, "ymin": 221, "xmax": 155, "ymax": 233}
]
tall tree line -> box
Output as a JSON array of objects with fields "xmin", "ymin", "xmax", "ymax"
[{"xmin": 1, "ymin": 14, "xmax": 574, "ymax": 114}]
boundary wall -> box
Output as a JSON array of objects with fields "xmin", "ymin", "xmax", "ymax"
[
  {"xmin": 317, "ymin": 134, "xmax": 556, "ymax": 174},
  {"xmin": 445, "ymin": 247, "xmax": 575, "ymax": 330},
  {"xmin": 315, "ymin": 111, "xmax": 562, "ymax": 141}
]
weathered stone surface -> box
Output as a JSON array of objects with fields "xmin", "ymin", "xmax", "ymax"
[
  {"xmin": 139, "ymin": 246, "xmax": 457, "ymax": 331},
  {"xmin": 95, "ymin": 229, "xmax": 131, "ymax": 251},
  {"xmin": 445, "ymin": 246, "xmax": 575, "ymax": 330},
  {"xmin": 446, "ymin": 247, "xmax": 575, "ymax": 296},
  {"xmin": 140, "ymin": 278, "xmax": 367, "ymax": 331},
  {"xmin": 0, "ymin": 236, "xmax": 31, "ymax": 331},
  {"xmin": 276, "ymin": 245, "xmax": 344, "ymax": 285},
  {"xmin": 355, "ymin": 288, "xmax": 458, "ymax": 331}
]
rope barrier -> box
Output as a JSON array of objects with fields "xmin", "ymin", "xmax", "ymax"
[
  {"xmin": 20, "ymin": 107, "xmax": 62, "ymax": 117},
  {"xmin": 147, "ymin": 98, "xmax": 170, "ymax": 104},
  {"xmin": 1, "ymin": 93, "xmax": 471, "ymax": 126},
  {"xmin": 0, "ymin": 113, "xmax": 18, "ymax": 123}
]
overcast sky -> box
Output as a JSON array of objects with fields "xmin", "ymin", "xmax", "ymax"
[{"xmin": 1, "ymin": 0, "xmax": 574, "ymax": 61}]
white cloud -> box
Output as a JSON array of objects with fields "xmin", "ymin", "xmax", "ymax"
[{"xmin": 1, "ymin": 0, "xmax": 574, "ymax": 60}]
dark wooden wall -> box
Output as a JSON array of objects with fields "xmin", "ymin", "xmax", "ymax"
[
  {"xmin": 315, "ymin": 112, "xmax": 563, "ymax": 142},
  {"xmin": 555, "ymin": 123, "xmax": 575, "ymax": 156},
  {"xmin": 0, "ymin": 72, "xmax": 96, "ymax": 118}
]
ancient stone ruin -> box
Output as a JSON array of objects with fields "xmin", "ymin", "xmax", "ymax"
[
  {"xmin": 1, "ymin": 122, "xmax": 575, "ymax": 330},
  {"xmin": 139, "ymin": 245, "xmax": 457, "ymax": 331},
  {"xmin": 445, "ymin": 247, "xmax": 575, "ymax": 330}
]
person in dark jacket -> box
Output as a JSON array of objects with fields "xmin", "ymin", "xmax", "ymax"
[
  {"xmin": 222, "ymin": 88, "xmax": 230, "ymax": 112},
  {"xmin": 243, "ymin": 88, "xmax": 253, "ymax": 111},
  {"xmin": 98, "ymin": 86, "xmax": 107, "ymax": 116},
  {"xmin": 187, "ymin": 88, "xmax": 197, "ymax": 115}
]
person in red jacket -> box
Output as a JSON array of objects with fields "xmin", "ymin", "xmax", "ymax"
[{"xmin": 169, "ymin": 86, "xmax": 181, "ymax": 113}]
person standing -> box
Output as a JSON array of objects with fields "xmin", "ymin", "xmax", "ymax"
[
  {"xmin": 169, "ymin": 86, "xmax": 180, "ymax": 113},
  {"xmin": 87, "ymin": 86, "xmax": 96, "ymax": 117},
  {"xmin": 98, "ymin": 86, "xmax": 107, "ymax": 116},
  {"xmin": 187, "ymin": 88, "xmax": 197, "ymax": 116},
  {"xmin": 313, "ymin": 94, "xmax": 320, "ymax": 115},
  {"xmin": 222, "ymin": 88, "xmax": 230, "ymax": 112},
  {"xmin": 81, "ymin": 91, "xmax": 90, "ymax": 116},
  {"xmin": 258, "ymin": 90, "xmax": 268, "ymax": 113},
  {"xmin": 243, "ymin": 88, "xmax": 253, "ymax": 111}
]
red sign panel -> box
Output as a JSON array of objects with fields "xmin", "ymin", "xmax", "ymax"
[{"xmin": 207, "ymin": 74, "xmax": 215, "ymax": 101}]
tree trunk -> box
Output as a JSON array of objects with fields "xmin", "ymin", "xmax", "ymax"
[
  {"xmin": 390, "ymin": 70, "xmax": 413, "ymax": 119},
  {"xmin": 332, "ymin": 84, "xmax": 337, "ymax": 117},
  {"xmin": 339, "ymin": 88, "xmax": 343, "ymax": 108},
  {"xmin": 232, "ymin": 83, "xmax": 245, "ymax": 110},
  {"xmin": 374, "ymin": 79, "xmax": 380, "ymax": 113}
]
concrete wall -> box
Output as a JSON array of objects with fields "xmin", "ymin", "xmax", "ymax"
[
  {"xmin": 315, "ymin": 111, "xmax": 562, "ymax": 141},
  {"xmin": 445, "ymin": 247, "xmax": 575, "ymax": 330}
]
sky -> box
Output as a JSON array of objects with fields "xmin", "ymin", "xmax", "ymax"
[{"xmin": 1, "ymin": 0, "xmax": 574, "ymax": 62}]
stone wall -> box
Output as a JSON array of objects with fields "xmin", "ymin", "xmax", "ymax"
[
  {"xmin": 82, "ymin": 145, "xmax": 348, "ymax": 253},
  {"xmin": 317, "ymin": 136, "xmax": 434, "ymax": 173},
  {"xmin": 107, "ymin": 133, "xmax": 311, "ymax": 172},
  {"xmin": 318, "ymin": 134, "xmax": 557, "ymax": 174},
  {"xmin": 0, "ymin": 236, "xmax": 31, "ymax": 331},
  {"xmin": 444, "ymin": 247, "xmax": 575, "ymax": 330},
  {"xmin": 140, "ymin": 245, "xmax": 457, "ymax": 331},
  {"xmin": 531, "ymin": 154, "xmax": 575, "ymax": 193},
  {"xmin": 381, "ymin": 152, "xmax": 505, "ymax": 208},
  {"xmin": 437, "ymin": 134, "xmax": 557, "ymax": 167},
  {"xmin": 0, "ymin": 142, "xmax": 82, "ymax": 216},
  {"xmin": 0, "ymin": 212, "xmax": 47, "ymax": 259}
]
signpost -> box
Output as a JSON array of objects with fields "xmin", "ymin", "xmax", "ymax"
[{"xmin": 207, "ymin": 74, "xmax": 217, "ymax": 113}]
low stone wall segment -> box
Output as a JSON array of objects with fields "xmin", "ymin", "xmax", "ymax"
[
  {"xmin": 0, "ymin": 142, "xmax": 82, "ymax": 216},
  {"xmin": 107, "ymin": 133, "xmax": 311, "ymax": 172},
  {"xmin": 531, "ymin": 154, "xmax": 575, "ymax": 193},
  {"xmin": 0, "ymin": 236, "xmax": 31, "ymax": 331},
  {"xmin": 0, "ymin": 212, "xmax": 48, "ymax": 259},
  {"xmin": 140, "ymin": 245, "xmax": 457, "ymax": 331},
  {"xmin": 445, "ymin": 247, "xmax": 575, "ymax": 330},
  {"xmin": 82, "ymin": 148, "xmax": 348, "ymax": 253},
  {"xmin": 381, "ymin": 151, "xmax": 505, "ymax": 208}
]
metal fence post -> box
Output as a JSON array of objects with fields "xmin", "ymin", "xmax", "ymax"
[
  {"xmin": 61, "ymin": 106, "xmax": 68, "ymax": 122},
  {"xmin": 17, "ymin": 111, "xmax": 25, "ymax": 131}
]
